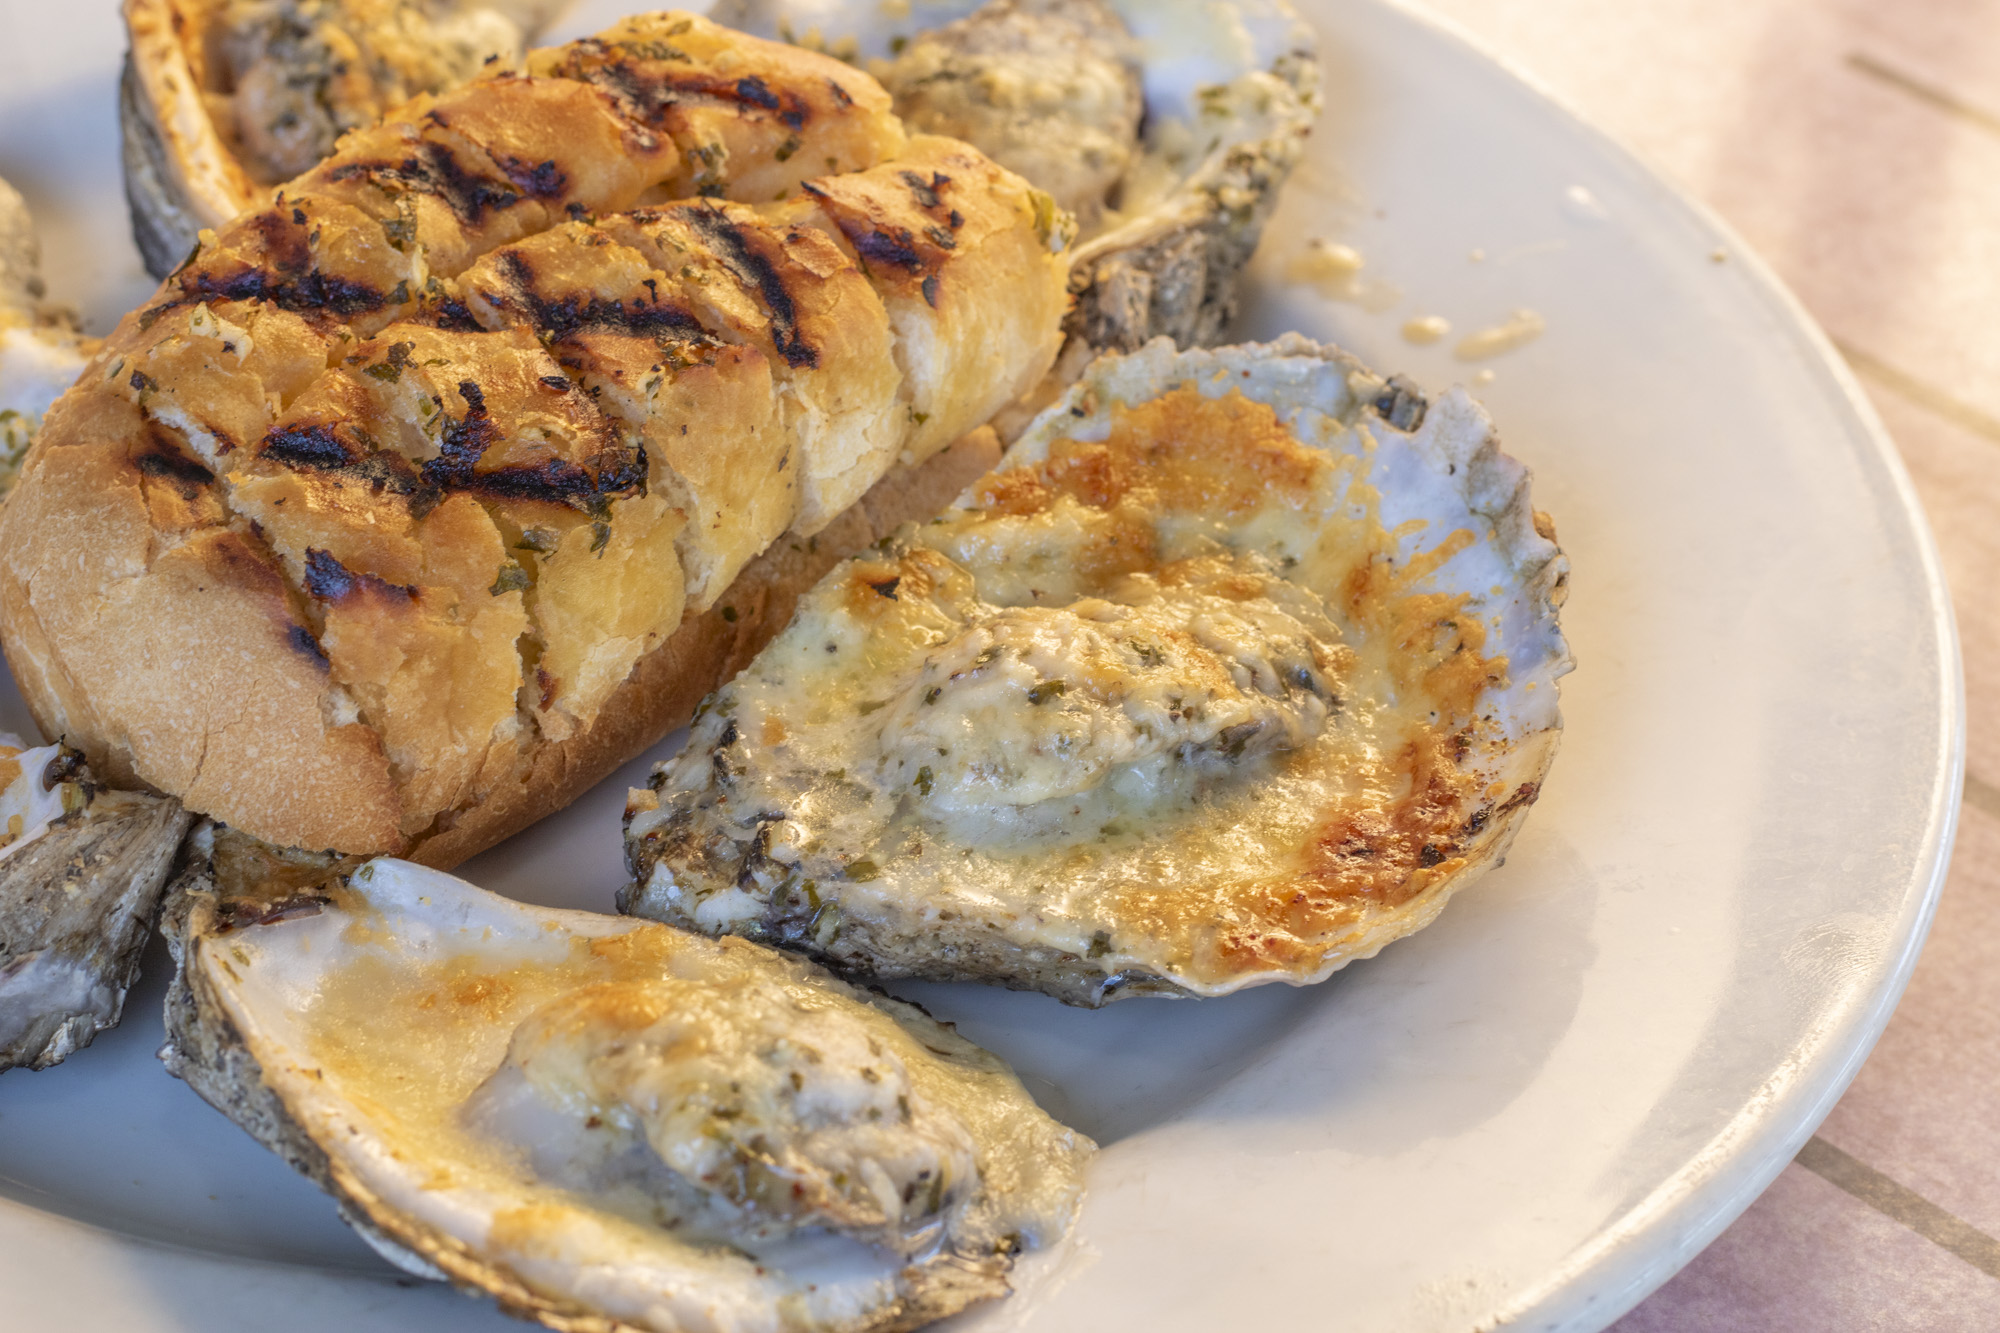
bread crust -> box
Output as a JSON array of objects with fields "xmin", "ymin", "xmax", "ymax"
[{"xmin": 2, "ymin": 13, "xmax": 1065, "ymax": 862}]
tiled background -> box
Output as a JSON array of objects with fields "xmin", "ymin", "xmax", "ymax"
[{"xmin": 1412, "ymin": 1, "xmax": 2000, "ymax": 1326}]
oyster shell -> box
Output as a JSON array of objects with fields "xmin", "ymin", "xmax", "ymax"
[
  {"xmin": 0, "ymin": 741, "xmax": 191, "ymax": 1071},
  {"xmin": 624, "ymin": 337, "xmax": 1572, "ymax": 1006},
  {"xmin": 162, "ymin": 832, "xmax": 1091, "ymax": 1332},
  {"xmin": 713, "ymin": 0, "xmax": 1321, "ymax": 365},
  {"xmin": 121, "ymin": 0, "xmax": 572, "ymax": 276}
]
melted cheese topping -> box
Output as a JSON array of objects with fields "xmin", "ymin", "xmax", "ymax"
[
  {"xmin": 635, "ymin": 385, "xmax": 1528, "ymax": 996},
  {"xmin": 482, "ymin": 973, "xmax": 981, "ymax": 1252},
  {"xmin": 220, "ymin": 862, "xmax": 1088, "ymax": 1329}
]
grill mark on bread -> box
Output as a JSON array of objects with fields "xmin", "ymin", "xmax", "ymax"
[
  {"xmin": 261, "ymin": 423, "xmax": 359, "ymax": 470},
  {"xmin": 427, "ymin": 298, "xmax": 485, "ymax": 332},
  {"xmin": 173, "ymin": 208, "xmax": 390, "ymax": 316},
  {"xmin": 136, "ymin": 448, "xmax": 217, "ymax": 500},
  {"xmin": 496, "ymin": 250, "xmax": 704, "ymax": 341},
  {"xmin": 410, "ymin": 377, "xmax": 648, "ymax": 509},
  {"xmin": 304, "ymin": 548, "xmax": 415, "ymax": 604},
  {"xmin": 545, "ymin": 44, "xmax": 816, "ymax": 133},
  {"xmin": 259, "ymin": 426, "xmax": 439, "ymax": 510},
  {"xmin": 328, "ymin": 140, "xmax": 523, "ymax": 226},
  {"xmin": 288, "ymin": 624, "xmax": 331, "ymax": 669},
  {"xmin": 803, "ymin": 167, "xmax": 961, "ymax": 290},
  {"xmin": 680, "ymin": 204, "xmax": 818, "ymax": 368}
]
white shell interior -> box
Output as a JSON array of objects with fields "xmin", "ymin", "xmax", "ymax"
[{"xmin": 199, "ymin": 860, "xmax": 1080, "ymax": 1333}]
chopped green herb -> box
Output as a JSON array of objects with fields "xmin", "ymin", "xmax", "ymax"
[
  {"xmin": 914, "ymin": 766, "xmax": 934, "ymax": 796},
  {"xmin": 844, "ymin": 859, "xmax": 880, "ymax": 882},
  {"xmin": 1026, "ymin": 678, "xmax": 1067, "ymax": 705},
  {"xmin": 488, "ymin": 560, "xmax": 530, "ymax": 595},
  {"xmin": 363, "ymin": 341, "xmax": 416, "ymax": 383}
]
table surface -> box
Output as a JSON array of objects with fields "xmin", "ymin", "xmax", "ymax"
[{"xmin": 1409, "ymin": 0, "xmax": 2000, "ymax": 1326}]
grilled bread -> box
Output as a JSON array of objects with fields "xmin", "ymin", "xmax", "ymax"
[{"xmin": 0, "ymin": 12, "xmax": 1068, "ymax": 863}]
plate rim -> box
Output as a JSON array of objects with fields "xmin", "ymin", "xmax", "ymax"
[{"xmin": 1353, "ymin": 0, "xmax": 1965, "ymax": 1325}]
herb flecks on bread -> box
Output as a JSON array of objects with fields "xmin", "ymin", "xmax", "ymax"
[{"xmin": 0, "ymin": 12, "xmax": 1068, "ymax": 859}]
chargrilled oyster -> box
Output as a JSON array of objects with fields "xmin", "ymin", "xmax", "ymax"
[
  {"xmin": 0, "ymin": 13, "xmax": 1072, "ymax": 864},
  {"xmin": 0, "ymin": 177, "xmax": 97, "ymax": 499},
  {"xmin": 122, "ymin": 0, "xmax": 574, "ymax": 275},
  {"xmin": 0, "ymin": 739, "xmax": 190, "ymax": 1071},
  {"xmin": 162, "ymin": 839, "xmax": 1091, "ymax": 1332},
  {"xmin": 716, "ymin": 0, "xmax": 1321, "ymax": 364},
  {"xmin": 624, "ymin": 337, "xmax": 1572, "ymax": 1006}
]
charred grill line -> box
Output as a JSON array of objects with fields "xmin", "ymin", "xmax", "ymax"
[
  {"xmin": 287, "ymin": 624, "xmax": 331, "ymax": 668},
  {"xmin": 734, "ymin": 75, "xmax": 780, "ymax": 110},
  {"xmin": 136, "ymin": 449, "xmax": 217, "ymax": 499},
  {"xmin": 682, "ymin": 205, "xmax": 819, "ymax": 369},
  {"xmin": 496, "ymin": 156, "xmax": 567, "ymax": 199},
  {"xmin": 182, "ymin": 263, "xmax": 385, "ymax": 318},
  {"xmin": 328, "ymin": 140, "xmax": 523, "ymax": 227},
  {"xmin": 411, "ymin": 377, "xmax": 647, "ymax": 508},
  {"xmin": 429, "ymin": 298, "xmax": 483, "ymax": 331},
  {"xmin": 261, "ymin": 423, "xmax": 357, "ymax": 470},
  {"xmin": 304, "ymin": 547, "xmax": 415, "ymax": 603},
  {"xmin": 497, "ymin": 250, "xmax": 703, "ymax": 341}
]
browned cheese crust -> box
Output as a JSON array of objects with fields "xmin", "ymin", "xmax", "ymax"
[
  {"xmin": 625, "ymin": 356, "xmax": 1569, "ymax": 1005},
  {"xmin": 0, "ymin": 11, "xmax": 1063, "ymax": 863}
]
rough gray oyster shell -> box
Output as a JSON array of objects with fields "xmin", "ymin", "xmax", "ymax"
[{"xmin": 0, "ymin": 755, "xmax": 190, "ymax": 1071}]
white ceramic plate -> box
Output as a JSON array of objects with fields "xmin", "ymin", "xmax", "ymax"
[{"xmin": 0, "ymin": 0, "xmax": 1960, "ymax": 1329}]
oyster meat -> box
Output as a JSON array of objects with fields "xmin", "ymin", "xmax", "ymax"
[
  {"xmin": 0, "ymin": 739, "xmax": 191, "ymax": 1071},
  {"xmin": 625, "ymin": 337, "xmax": 1572, "ymax": 1005},
  {"xmin": 162, "ymin": 837, "xmax": 1091, "ymax": 1331},
  {"xmin": 715, "ymin": 0, "xmax": 1322, "ymax": 363}
]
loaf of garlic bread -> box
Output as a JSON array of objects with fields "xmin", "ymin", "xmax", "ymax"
[{"xmin": 0, "ymin": 11, "xmax": 1068, "ymax": 861}]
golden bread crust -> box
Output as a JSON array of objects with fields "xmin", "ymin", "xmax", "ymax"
[
  {"xmin": 0, "ymin": 387, "xmax": 405, "ymax": 852},
  {"xmin": 3, "ymin": 13, "xmax": 1064, "ymax": 861}
]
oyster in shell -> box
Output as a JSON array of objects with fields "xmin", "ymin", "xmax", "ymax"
[
  {"xmin": 713, "ymin": 0, "xmax": 1321, "ymax": 362},
  {"xmin": 162, "ymin": 835, "xmax": 1091, "ymax": 1331},
  {"xmin": 121, "ymin": 0, "xmax": 572, "ymax": 276},
  {"xmin": 624, "ymin": 337, "xmax": 1572, "ymax": 1006},
  {"xmin": 0, "ymin": 740, "xmax": 191, "ymax": 1071}
]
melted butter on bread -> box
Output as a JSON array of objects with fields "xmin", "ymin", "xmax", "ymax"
[{"xmin": 0, "ymin": 13, "xmax": 1071, "ymax": 858}]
